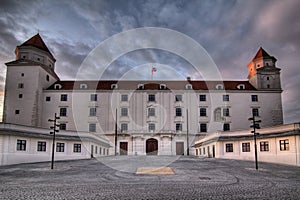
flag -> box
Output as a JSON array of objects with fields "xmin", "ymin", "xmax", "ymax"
[{"xmin": 152, "ymin": 67, "xmax": 157, "ymax": 74}]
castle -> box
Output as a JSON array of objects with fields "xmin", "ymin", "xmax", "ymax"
[{"xmin": 2, "ymin": 34, "xmax": 283, "ymax": 156}]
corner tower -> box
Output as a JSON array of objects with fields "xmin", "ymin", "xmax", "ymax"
[
  {"xmin": 247, "ymin": 47, "xmax": 281, "ymax": 90},
  {"xmin": 3, "ymin": 34, "xmax": 59, "ymax": 126}
]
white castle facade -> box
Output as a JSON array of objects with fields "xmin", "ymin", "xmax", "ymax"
[{"xmin": 2, "ymin": 34, "xmax": 284, "ymax": 157}]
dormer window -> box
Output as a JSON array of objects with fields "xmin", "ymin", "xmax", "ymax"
[
  {"xmin": 111, "ymin": 84, "xmax": 118, "ymax": 90},
  {"xmin": 137, "ymin": 84, "xmax": 144, "ymax": 90},
  {"xmin": 185, "ymin": 84, "xmax": 193, "ymax": 90},
  {"xmin": 160, "ymin": 84, "xmax": 167, "ymax": 90},
  {"xmin": 80, "ymin": 83, "xmax": 88, "ymax": 89},
  {"xmin": 237, "ymin": 84, "xmax": 245, "ymax": 90},
  {"xmin": 54, "ymin": 84, "xmax": 62, "ymax": 90},
  {"xmin": 216, "ymin": 84, "xmax": 224, "ymax": 90}
]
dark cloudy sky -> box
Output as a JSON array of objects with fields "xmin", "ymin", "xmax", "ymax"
[{"xmin": 0, "ymin": 0, "xmax": 299, "ymax": 123}]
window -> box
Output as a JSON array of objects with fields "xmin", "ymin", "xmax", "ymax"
[
  {"xmin": 74, "ymin": 144, "xmax": 81, "ymax": 153},
  {"xmin": 59, "ymin": 123, "xmax": 66, "ymax": 130},
  {"xmin": 160, "ymin": 84, "xmax": 167, "ymax": 90},
  {"xmin": 90, "ymin": 94, "xmax": 97, "ymax": 101},
  {"xmin": 148, "ymin": 108, "xmax": 155, "ymax": 117},
  {"xmin": 149, "ymin": 123, "xmax": 155, "ymax": 131},
  {"xmin": 223, "ymin": 123, "xmax": 230, "ymax": 131},
  {"xmin": 251, "ymin": 95, "xmax": 258, "ymax": 102},
  {"xmin": 260, "ymin": 141, "xmax": 269, "ymax": 151},
  {"xmin": 223, "ymin": 95, "xmax": 229, "ymax": 101},
  {"xmin": 121, "ymin": 123, "xmax": 128, "ymax": 132},
  {"xmin": 111, "ymin": 84, "xmax": 118, "ymax": 89},
  {"xmin": 19, "ymin": 94, "xmax": 23, "ymax": 98},
  {"xmin": 17, "ymin": 139, "xmax": 26, "ymax": 151},
  {"xmin": 279, "ymin": 139, "xmax": 289, "ymax": 151},
  {"xmin": 90, "ymin": 107, "xmax": 97, "ymax": 116},
  {"xmin": 237, "ymin": 84, "xmax": 245, "ymax": 89},
  {"xmin": 216, "ymin": 84, "xmax": 224, "ymax": 90},
  {"xmin": 199, "ymin": 148, "xmax": 202, "ymax": 155},
  {"xmin": 46, "ymin": 96, "xmax": 51, "ymax": 101},
  {"xmin": 242, "ymin": 142, "xmax": 250, "ymax": 152},
  {"xmin": 37, "ymin": 141, "xmax": 46, "ymax": 152},
  {"xmin": 95, "ymin": 146, "xmax": 98, "ymax": 154},
  {"xmin": 99, "ymin": 147, "xmax": 102, "ymax": 155},
  {"xmin": 148, "ymin": 94, "xmax": 155, "ymax": 102},
  {"xmin": 121, "ymin": 94, "xmax": 128, "ymax": 102},
  {"xmin": 226, "ymin": 143, "xmax": 233, "ymax": 152},
  {"xmin": 176, "ymin": 108, "xmax": 182, "ymax": 116},
  {"xmin": 15, "ymin": 110, "xmax": 20, "ymax": 115},
  {"xmin": 203, "ymin": 148, "xmax": 206, "ymax": 154},
  {"xmin": 266, "ymin": 76, "xmax": 269, "ymax": 81},
  {"xmin": 46, "ymin": 75, "xmax": 50, "ymax": 81},
  {"xmin": 21, "ymin": 73, "xmax": 24, "ymax": 77},
  {"xmin": 200, "ymin": 108, "xmax": 206, "ymax": 117},
  {"xmin": 89, "ymin": 123, "xmax": 96, "ymax": 132},
  {"xmin": 223, "ymin": 108, "xmax": 230, "ymax": 117},
  {"xmin": 175, "ymin": 95, "xmax": 182, "ymax": 102},
  {"xmin": 176, "ymin": 123, "xmax": 182, "ymax": 132},
  {"xmin": 80, "ymin": 84, "xmax": 88, "ymax": 89},
  {"xmin": 185, "ymin": 84, "xmax": 192, "ymax": 90},
  {"xmin": 137, "ymin": 84, "xmax": 144, "ymax": 90},
  {"xmin": 18, "ymin": 83, "xmax": 24, "ymax": 89},
  {"xmin": 121, "ymin": 108, "xmax": 128, "ymax": 116},
  {"xmin": 200, "ymin": 123, "xmax": 207, "ymax": 132},
  {"xmin": 56, "ymin": 143, "xmax": 65, "ymax": 152},
  {"xmin": 199, "ymin": 95, "xmax": 206, "ymax": 102},
  {"xmin": 252, "ymin": 108, "xmax": 259, "ymax": 117},
  {"xmin": 60, "ymin": 108, "xmax": 67, "ymax": 117},
  {"xmin": 61, "ymin": 94, "xmax": 68, "ymax": 101},
  {"xmin": 214, "ymin": 108, "xmax": 222, "ymax": 121}
]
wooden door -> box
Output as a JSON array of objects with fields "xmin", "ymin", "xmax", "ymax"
[
  {"xmin": 146, "ymin": 138, "xmax": 158, "ymax": 155},
  {"xmin": 120, "ymin": 142, "xmax": 128, "ymax": 155},
  {"xmin": 176, "ymin": 142, "xmax": 184, "ymax": 155}
]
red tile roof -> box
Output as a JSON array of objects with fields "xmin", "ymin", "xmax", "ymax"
[
  {"xmin": 253, "ymin": 47, "xmax": 271, "ymax": 60},
  {"xmin": 47, "ymin": 80, "xmax": 256, "ymax": 91},
  {"xmin": 19, "ymin": 33, "xmax": 55, "ymax": 60}
]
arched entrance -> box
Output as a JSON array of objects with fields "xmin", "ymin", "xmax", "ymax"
[{"xmin": 146, "ymin": 138, "xmax": 158, "ymax": 155}]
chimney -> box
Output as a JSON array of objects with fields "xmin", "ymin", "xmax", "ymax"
[{"xmin": 186, "ymin": 76, "xmax": 191, "ymax": 81}]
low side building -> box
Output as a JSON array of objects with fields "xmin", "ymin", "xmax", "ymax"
[
  {"xmin": 194, "ymin": 123, "xmax": 300, "ymax": 166},
  {"xmin": 0, "ymin": 123, "xmax": 111, "ymax": 166}
]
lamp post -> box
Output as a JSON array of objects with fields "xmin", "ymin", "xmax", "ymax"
[
  {"xmin": 248, "ymin": 114, "xmax": 261, "ymax": 170},
  {"xmin": 48, "ymin": 113, "xmax": 60, "ymax": 169},
  {"xmin": 114, "ymin": 108, "xmax": 118, "ymax": 156},
  {"xmin": 186, "ymin": 109, "xmax": 189, "ymax": 156}
]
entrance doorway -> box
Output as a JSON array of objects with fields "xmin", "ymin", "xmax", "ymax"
[
  {"xmin": 146, "ymin": 138, "xmax": 158, "ymax": 155},
  {"xmin": 176, "ymin": 142, "xmax": 184, "ymax": 155},
  {"xmin": 120, "ymin": 142, "xmax": 128, "ymax": 155}
]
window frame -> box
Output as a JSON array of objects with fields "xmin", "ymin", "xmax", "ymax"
[
  {"xmin": 90, "ymin": 94, "xmax": 98, "ymax": 101},
  {"xmin": 56, "ymin": 142, "xmax": 65, "ymax": 152},
  {"xmin": 260, "ymin": 141, "xmax": 269, "ymax": 152},
  {"xmin": 199, "ymin": 95, "xmax": 206, "ymax": 102},
  {"xmin": 242, "ymin": 142, "xmax": 251, "ymax": 152},
  {"xmin": 148, "ymin": 94, "xmax": 156, "ymax": 102},
  {"xmin": 59, "ymin": 107, "xmax": 67, "ymax": 117},
  {"xmin": 223, "ymin": 123, "xmax": 230, "ymax": 131},
  {"xmin": 175, "ymin": 95, "xmax": 182, "ymax": 102},
  {"xmin": 199, "ymin": 108, "xmax": 207, "ymax": 117},
  {"xmin": 89, "ymin": 123, "xmax": 96, "ymax": 132},
  {"xmin": 121, "ymin": 107, "xmax": 128, "ymax": 117},
  {"xmin": 148, "ymin": 123, "xmax": 155, "ymax": 131},
  {"xmin": 89, "ymin": 107, "xmax": 97, "ymax": 116},
  {"xmin": 37, "ymin": 141, "xmax": 46, "ymax": 152},
  {"xmin": 17, "ymin": 139, "xmax": 26, "ymax": 151},
  {"xmin": 251, "ymin": 95, "xmax": 258, "ymax": 102},
  {"xmin": 148, "ymin": 107, "xmax": 155, "ymax": 117},
  {"xmin": 279, "ymin": 139, "xmax": 289, "ymax": 151},
  {"xmin": 175, "ymin": 107, "xmax": 182, "ymax": 117},
  {"xmin": 73, "ymin": 144, "xmax": 81, "ymax": 153},
  {"xmin": 200, "ymin": 123, "xmax": 207, "ymax": 133},
  {"xmin": 225, "ymin": 143, "xmax": 233, "ymax": 152},
  {"xmin": 121, "ymin": 94, "xmax": 128, "ymax": 102},
  {"xmin": 60, "ymin": 94, "xmax": 68, "ymax": 101},
  {"xmin": 223, "ymin": 94, "xmax": 229, "ymax": 102}
]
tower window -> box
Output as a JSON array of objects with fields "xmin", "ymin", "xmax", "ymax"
[
  {"xmin": 21, "ymin": 73, "xmax": 24, "ymax": 77},
  {"xmin": 15, "ymin": 110, "xmax": 20, "ymax": 115},
  {"xmin": 46, "ymin": 96, "xmax": 51, "ymax": 101},
  {"xmin": 18, "ymin": 83, "xmax": 24, "ymax": 89},
  {"xmin": 46, "ymin": 75, "xmax": 50, "ymax": 81},
  {"xmin": 19, "ymin": 94, "xmax": 23, "ymax": 99}
]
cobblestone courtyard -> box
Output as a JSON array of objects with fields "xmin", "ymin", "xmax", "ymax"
[{"xmin": 0, "ymin": 156, "xmax": 299, "ymax": 199}]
